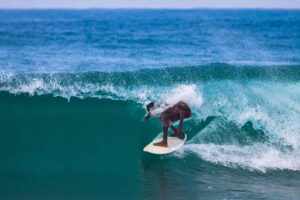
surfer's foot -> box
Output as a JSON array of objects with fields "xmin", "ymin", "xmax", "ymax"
[
  {"xmin": 177, "ymin": 133, "xmax": 185, "ymax": 140},
  {"xmin": 154, "ymin": 140, "xmax": 168, "ymax": 147},
  {"xmin": 171, "ymin": 131, "xmax": 185, "ymax": 139}
]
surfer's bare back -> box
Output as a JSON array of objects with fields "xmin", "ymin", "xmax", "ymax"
[{"xmin": 144, "ymin": 101, "xmax": 191, "ymax": 147}]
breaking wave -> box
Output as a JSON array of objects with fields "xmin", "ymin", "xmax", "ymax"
[{"xmin": 2, "ymin": 64, "xmax": 300, "ymax": 172}]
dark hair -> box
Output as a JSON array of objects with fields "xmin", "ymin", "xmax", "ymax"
[{"xmin": 146, "ymin": 102, "xmax": 155, "ymax": 112}]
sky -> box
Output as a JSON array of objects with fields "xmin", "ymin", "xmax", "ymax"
[{"xmin": 0, "ymin": 0, "xmax": 300, "ymax": 9}]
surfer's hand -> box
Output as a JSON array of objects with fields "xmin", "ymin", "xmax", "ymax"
[
  {"xmin": 144, "ymin": 114, "xmax": 150, "ymax": 122},
  {"xmin": 174, "ymin": 128, "xmax": 180, "ymax": 135}
]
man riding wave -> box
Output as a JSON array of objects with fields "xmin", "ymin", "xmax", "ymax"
[{"xmin": 144, "ymin": 101, "xmax": 192, "ymax": 147}]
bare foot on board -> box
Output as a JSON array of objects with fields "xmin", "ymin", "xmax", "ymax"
[
  {"xmin": 171, "ymin": 130, "xmax": 185, "ymax": 140},
  {"xmin": 153, "ymin": 140, "xmax": 168, "ymax": 147}
]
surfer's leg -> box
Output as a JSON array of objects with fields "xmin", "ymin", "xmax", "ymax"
[
  {"xmin": 170, "ymin": 125, "xmax": 176, "ymax": 132},
  {"xmin": 153, "ymin": 125, "xmax": 168, "ymax": 147},
  {"xmin": 154, "ymin": 119, "xmax": 170, "ymax": 147},
  {"xmin": 177, "ymin": 116, "xmax": 185, "ymax": 139}
]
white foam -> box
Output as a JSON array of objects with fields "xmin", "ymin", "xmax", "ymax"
[
  {"xmin": 0, "ymin": 75, "xmax": 132, "ymax": 101},
  {"xmin": 183, "ymin": 143, "xmax": 300, "ymax": 172},
  {"xmin": 142, "ymin": 84, "xmax": 204, "ymax": 117},
  {"xmin": 19, "ymin": 78, "xmax": 45, "ymax": 95},
  {"xmin": 0, "ymin": 71, "xmax": 14, "ymax": 82},
  {"xmin": 174, "ymin": 80, "xmax": 300, "ymax": 172},
  {"xmin": 163, "ymin": 84, "xmax": 203, "ymax": 108}
]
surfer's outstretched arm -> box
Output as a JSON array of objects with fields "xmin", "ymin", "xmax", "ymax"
[
  {"xmin": 179, "ymin": 112, "xmax": 184, "ymax": 132},
  {"xmin": 176, "ymin": 112, "xmax": 185, "ymax": 139},
  {"xmin": 144, "ymin": 113, "xmax": 151, "ymax": 122},
  {"xmin": 162, "ymin": 125, "xmax": 168, "ymax": 144},
  {"xmin": 170, "ymin": 125, "xmax": 177, "ymax": 133}
]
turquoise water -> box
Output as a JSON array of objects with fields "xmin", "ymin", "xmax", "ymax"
[{"xmin": 1, "ymin": 9, "xmax": 300, "ymax": 200}]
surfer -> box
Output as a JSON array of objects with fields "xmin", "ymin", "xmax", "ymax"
[{"xmin": 144, "ymin": 101, "xmax": 191, "ymax": 147}]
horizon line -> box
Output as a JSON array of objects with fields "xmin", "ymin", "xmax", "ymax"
[{"xmin": 0, "ymin": 7, "xmax": 300, "ymax": 10}]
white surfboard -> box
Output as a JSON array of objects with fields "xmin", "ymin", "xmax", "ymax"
[{"xmin": 143, "ymin": 134, "xmax": 187, "ymax": 155}]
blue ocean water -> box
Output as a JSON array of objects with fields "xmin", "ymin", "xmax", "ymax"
[
  {"xmin": 1, "ymin": 9, "xmax": 300, "ymax": 200},
  {"xmin": 0, "ymin": 9, "xmax": 299, "ymax": 72}
]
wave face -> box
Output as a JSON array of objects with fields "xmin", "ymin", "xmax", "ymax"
[{"xmin": 2, "ymin": 65, "xmax": 300, "ymax": 173}]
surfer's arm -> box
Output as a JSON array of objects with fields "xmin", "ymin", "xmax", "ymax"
[
  {"xmin": 178, "ymin": 112, "xmax": 184, "ymax": 133},
  {"xmin": 144, "ymin": 113, "xmax": 151, "ymax": 122}
]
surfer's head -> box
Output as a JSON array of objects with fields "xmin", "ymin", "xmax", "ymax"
[
  {"xmin": 144, "ymin": 102, "xmax": 155, "ymax": 122},
  {"xmin": 146, "ymin": 102, "xmax": 155, "ymax": 112}
]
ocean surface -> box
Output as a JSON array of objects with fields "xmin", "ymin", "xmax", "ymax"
[{"xmin": 1, "ymin": 9, "xmax": 300, "ymax": 200}]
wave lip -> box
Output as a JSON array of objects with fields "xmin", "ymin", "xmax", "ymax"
[{"xmin": 2, "ymin": 64, "xmax": 300, "ymax": 99}]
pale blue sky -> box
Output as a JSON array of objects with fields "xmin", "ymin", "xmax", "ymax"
[{"xmin": 1, "ymin": 0, "xmax": 300, "ymax": 9}]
